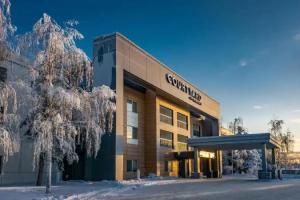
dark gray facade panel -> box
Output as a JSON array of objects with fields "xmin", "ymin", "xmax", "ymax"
[
  {"xmin": 93, "ymin": 37, "xmax": 117, "ymax": 89},
  {"xmin": 89, "ymin": 36, "xmax": 117, "ymax": 180}
]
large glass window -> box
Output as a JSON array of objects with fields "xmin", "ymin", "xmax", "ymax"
[
  {"xmin": 160, "ymin": 105, "xmax": 173, "ymax": 125},
  {"xmin": 177, "ymin": 134, "xmax": 188, "ymax": 151},
  {"xmin": 127, "ymin": 99, "xmax": 137, "ymax": 113},
  {"xmin": 127, "ymin": 99, "xmax": 138, "ymax": 144},
  {"xmin": 177, "ymin": 113, "xmax": 188, "ymax": 130},
  {"xmin": 127, "ymin": 126, "xmax": 138, "ymax": 140},
  {"xmin": 193, "ymin": 124, "xmax": 202, "ymax": 137},
  {"xmin": 127, "ymin": 160, "xmax": 138, "ymax": 172},
  {"xmin": 160, "ymin": 130, "xmax": 173, "ymax": 148},
  {"xmin": 97, "ymin": 46, "xmax": 104, "ymax": 63}
]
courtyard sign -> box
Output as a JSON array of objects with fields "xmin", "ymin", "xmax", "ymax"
[{"xmin": 165, "ymin": 73, "xmax": 202, "ymax": 105}]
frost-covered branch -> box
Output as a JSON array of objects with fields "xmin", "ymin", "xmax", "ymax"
[
  {"xmin": 0, "ymin": 82, "xmax": 20, "ymax": 172},
  {"xmin": 16, "ymin": 13, "xmax": 93, "ymax": 89},
  {"xmin": 0, "ymin": 0, "xmax": 15, "ymax": 61},
  {"xmin": 0, "ymin": 0, "xmax": 16, "ymax": 42}
]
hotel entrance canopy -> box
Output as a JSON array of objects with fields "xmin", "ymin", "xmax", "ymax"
[
  {"xmin": 188, "ymin": 133, "xmax": 280, "ymax": 151},
  {"xmin": 188, "ymin": 133, "xmax": 281, "ymax": 176}
]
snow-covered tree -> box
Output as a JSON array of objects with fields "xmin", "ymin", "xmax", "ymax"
[
  {"xmin": 228, "ymin": 117, "xmax": 247, "ymax": 135},
  {"xmin": 1, "ymin": 1, "xmax": 115, "ymax": 192},
  {"xmin": 0, "ymin": 0, "xmax": 16, "ymax": 55},
  {"xmin": 229, "ymin": 117, "xmax": 261, "ymax": 175},
  {"xmin": 233, "ymin": 148, "xmax": 261, "ymax": 175},
  {"xmin": 18, "ymin": 13, "xmax": 115, "ymax": 193},
  {"xmin": 16, "ymin": 13, "xmax": 93, "ymax": 89},
  {"xmin": 0, "ymin": 0, "xmax": 21, "ymax": 174},
  {"xmin": 268, "ymin": 119, "xmax": 294, "ymax": 167},
  {"xmin": 0, "ymin": 0, "xmax": 16, "ymax": 41}
]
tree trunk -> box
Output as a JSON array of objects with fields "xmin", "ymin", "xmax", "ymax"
[
  {"xmin": 45, "ymin": 150, "xmax": 52, "ymax": 194},
  {"xmin": 36, "ymin": 154, "xmax": 45, "ymax": 186}
]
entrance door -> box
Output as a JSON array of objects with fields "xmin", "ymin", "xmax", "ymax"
[
  {"xmin": 178, "ymin": 160, "xmax": 186, "ymax": 178},
  {"xmin": 201, "ymin": 158, "xmax": 210, "ymax": 177},
  {"xmin": 63, "ymin": 146, "xmax": 85, "ymax": 181}
]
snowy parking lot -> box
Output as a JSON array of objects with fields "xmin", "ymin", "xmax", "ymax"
[{"xmin": 0, "ymin": 176, "xmax": 300, "ymax": 200}]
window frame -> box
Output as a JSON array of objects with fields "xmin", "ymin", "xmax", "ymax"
[
  {"xmin": 177, "ymin": 112, "xmax": 188, "ymax": 130},
  {"xmin": 160, "ymin": 130, "xmax": 174, "ymax": 149},
  {"xmin": 160, "ymin": 105, "xmax": 173, "ymax": 125},
  {"xmin": 177, "ymin": 134, "xmax": 188, "ymax": 151},
  {"xmin": 127, "ymin": 125, "xmax": 138, "ymax": 144},
  {"xmin": 127, "ymin": 160, "xmax": 138, "ymax": 172},
  {"xmin": 127, "ymin": 99, "xmax": 138, "ymax": 113},
  {"xmin": 127, "ymin": 126, "xmax": 138, "ymax": 140},
  {"xmin": 192, "ymin": 123, "xmax": 202, "ymax": 137}
]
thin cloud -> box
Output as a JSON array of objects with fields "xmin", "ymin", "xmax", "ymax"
[
  {"xmin": 239, "ymin": 60, "xmax": 248, "ymax": 67},
  {"xmin": 291, "ymin": 109, "xmax": 300, "ymax": 113},
  {"xmin": 290, "ymin": 118, "xmax": 300, "ymax": 124},
  {"xmin": 253, "ymin": 105, "xmax": 263, "ymax": 110},
  {"xmin": 293, "ymin": 33, "xmax": 300, "ymax": 41}
]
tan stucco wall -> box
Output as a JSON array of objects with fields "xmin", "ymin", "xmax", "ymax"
[
  {"xmin": 156, "ymin": 97, "xmax": 192, "ymax": 177},
  {"xmin": 115, "ymin": 33, "xmax": 220, "ymax": 120},
  {"xmin": 105, "ymin": 32, "xmax": 222, "ymax": 180},
  {"xmin": 123, "ymin": 87, "xmax": 146, "ymax": 179}
]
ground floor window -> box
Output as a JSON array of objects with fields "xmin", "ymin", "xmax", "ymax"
[
  {"xmin": 127, "ymin": 160, "xmax": 138, "ymax": 172},
  {"xmin": 164, "ymin": 161, "xmax": 173, "ymax": 172}
]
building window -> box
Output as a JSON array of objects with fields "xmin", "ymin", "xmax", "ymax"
[
  {"xmin": 193, "ymin": 124, "xmax": 202, "ymax": 137},
  {"xmin": 127, "ymin": 160, "xmax": 137, "ymax": 172},
  {"xmin": 160, "ymin": 130, "xmax": 173, "ymax": 148},
  {"xmin": 164, "ymin": 161, "xmax": 173, "ymax": 172},
  {"xmin": 127, "ymin": 99, "xmax": 138, "ymax": 144},
  {"xmin": 177, "ymin": 134, "xmax": 188, "ymax": 151},
  {"xmin": 97, "ymin": 46, "xmax": 104, "ymax": 63},
  {"xmin": 177, "ymin": 113, "xmax": 188, "ymax": 130},
  {"xmin": 160, "ymin": 105, "xmax": 173, "ymax": 125},
  {"xmin": 127, "ymin": 99, "xmax": 137, "ymax": 113},
  {"xmin": 0, "ymin": 156, "xmax": 3, "ymax": 175},
  {"xmin": 0, "ymin": 67, "xmax": 7, "ymax": 82},
  {"xmin": 127, "ymin": 126, "xmax": 138, "ymax": 144}
]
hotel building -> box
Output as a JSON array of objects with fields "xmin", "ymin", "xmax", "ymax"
[
  {"xmin": 79, "ymin": 32, "xmax": 222, "ymax": 181},
  {"xmin": 1, "ymin": 33, "xmax": 280, "ymax": 185},
  {"xmin": 0, "ymin": 33, "xmax": 222, "ymax": 185}
]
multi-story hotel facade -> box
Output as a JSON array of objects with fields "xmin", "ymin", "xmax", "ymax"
[
  {"xmin": 86, "ymin": 33, "xmax": 222, "ymax": 181},
  {"xmin": 0, "ymin": 33, "xmax": 222, "ymax": 185}
]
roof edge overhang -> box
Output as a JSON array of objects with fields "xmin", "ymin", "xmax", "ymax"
[{"xmin": 188, "ymin": 133, "xmax": 281, "ymax": 150}]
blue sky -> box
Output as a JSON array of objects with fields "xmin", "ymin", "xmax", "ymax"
[{"xmin": 12, "ymin": 0, "xmax": 300, "ymax": 150}]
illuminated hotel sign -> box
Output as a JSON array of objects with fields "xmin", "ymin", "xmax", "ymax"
[{"xmin": 165, "ymin": 73, "xmax": 202, "ymax": 105}]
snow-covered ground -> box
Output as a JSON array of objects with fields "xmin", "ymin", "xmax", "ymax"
[
  {"xmin": 0, "ymin": 177, "xmax": 184, "ymax": 200},
  {"xmin": 0, "ymin": 176, "xmax": 300, "ymax": 200}
]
